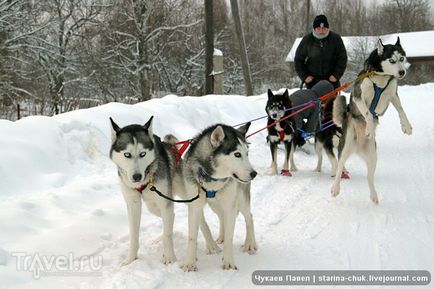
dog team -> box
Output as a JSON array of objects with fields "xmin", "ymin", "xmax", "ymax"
[{"xmin": 109, "ymin": 25, "xmax": 412, "ymax": 270}]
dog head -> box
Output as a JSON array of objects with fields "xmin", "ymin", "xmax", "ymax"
[
  {"xmin": 207, "ymin": 123, "xmax": 257, "ymax": 183},
  {"xmin": 365, "ymin": 37, "xmax": 410, "ymax": 79},
  {"xmin": 266, "ymin": 89, "xmax": 291, "ymax": 120},
  {"xmin": 109, "ymin": 116, "xmax": 156, "ymax": 187}
]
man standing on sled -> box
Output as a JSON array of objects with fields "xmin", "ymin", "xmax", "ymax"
[{"xmin": 294, "ymin": 15, "xmax": 348, "ymax": 89}]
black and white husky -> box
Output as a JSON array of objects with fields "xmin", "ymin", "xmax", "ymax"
[
  {"xmin": 265, "ymin": 89, "xmax": 298, "ymax": 176},
  {"xmin": 181, "ymin": 123, "xmax": 257, "ymax": 271},
  {"xmin": 110, "ymin": 116, "xmax": 178, "ymax": 265},
  {"xmin": 331, "ymin": 37, "xmax": 412, "ymax": 203},
  {"xmin": 266, "ymin": 87, "xmax": 342, "ymax": 176}
]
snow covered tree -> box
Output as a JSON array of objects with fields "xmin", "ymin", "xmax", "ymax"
[
  {"xmin": 17, "ymin": 0, "xmax": 104, "ymax": 115},
  {"xmin": 98, "ymin": 0, "xmax": 203, "ymax": 101},
  {"xmin": 0, "ymin": 0, "xmax": 31, "ymax": 118}
]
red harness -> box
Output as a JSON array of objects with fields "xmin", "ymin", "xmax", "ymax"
[
  {"xmin": 172, "ymin": 140, "xmax": 191, "ymax": 165},
  {"xmin": 279, "ymin": 130, "xmax": 285, "ymax": 141}
]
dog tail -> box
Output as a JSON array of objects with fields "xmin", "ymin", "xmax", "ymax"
[
  {"xmin": 333, "ymin": 94, "xmax": 347, "ymax": 127},
  {"xmin": 163, "ymin": 134, "xmax": 182, "ymax": 150}
]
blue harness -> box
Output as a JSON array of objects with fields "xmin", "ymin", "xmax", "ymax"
[
  {"xmin": 197, "ymin": 167, "xmax": 228, "ymax": 198},
  {"xmin": 369, "ymin": 77, "xmax": 394, "ymax": 117},
  {"xmin": 297, "ymin": 101, "xmax": 335, "ymax": 140}
]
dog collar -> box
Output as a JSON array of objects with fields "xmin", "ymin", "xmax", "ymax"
[
  {"xmin": 200, "ymin": 186, "xmax": 217, "ymax": 198},
  {"xmin": 197, "ymin": 167, "xmax": 229, "ymax": 198},
  {"xmin": 135, "ymin": 182, "xmax": 149, "ymax": 193},
  {"xmin": 197, "ymin": 167, "xmax": 228, "ymax": 183},
  {"xmin": 135, "ymin": 169, "xmax": 154, "ymax": 193}
]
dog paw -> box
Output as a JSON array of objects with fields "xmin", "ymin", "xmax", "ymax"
[
  {"xmin": 120, "ymin": 256, "xmax": 137, "ymax": 267},
  {"xmin": 370, "ymin": 193, "xmax": 379, "ymax": 204},
  {"xmin": 331, "ymin": 184, "xmax": 340, "ymax": 197},
  {"xmin": 313, "ymin": 167, "xmax": 321, "ymax": 173},
  {"xmin": 222, "ymin": 260, "xmax": 238, "ymax": 270},
  {"xmin": 365, "ymin": 128, "xmax": 375, "ymax": 139},
  {"xmin": 402, "ymin": 123, "xmax": 412, "ymax": 135},
  {"xmin": 216, "ymin": 236, "xmax": 224, "ymax": 244},
  {"xmin": 206, "ymin": 242, "xmax": 222, "ymax": 255},
  {"xmin": 181, "ymin": 262, "xmax": 198, "ymax": 272},
  {"xmin": 365, "ymin": 120, "xmax": 375, "ymax": 138},
  {"xmin": 161, "ymin": 253, "xmax": 176, "ymax": 265},
  {"xmin": 242, "ymin": 241, "xmax": 258, "ymax": 255},
  {"xmin": 290, "ymin": 166, "xmax": 298, "ymax": 172}
]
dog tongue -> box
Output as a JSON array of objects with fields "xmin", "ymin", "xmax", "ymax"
[{"xmin": 135, "ymin": 184, "xmax": 146, "ymax": 192}]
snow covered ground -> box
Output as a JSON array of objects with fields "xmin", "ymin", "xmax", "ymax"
[{"xmin": 0, "ymin": 84, "xmax": 433, "ymax": 289}]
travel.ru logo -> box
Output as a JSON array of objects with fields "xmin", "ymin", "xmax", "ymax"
[{"xmin": 11, "ymin": 252, "xmax": 103, "ymax": 279}]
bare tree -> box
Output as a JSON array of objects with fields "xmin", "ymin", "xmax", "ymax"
[
  {"xmin": 229, "ymin": 0, "xmax": 253, "ymax": 95},
  {"xmin": 305, "ymin": 0, "xmax": 310, "ymax": 34},
  {"xmin": 204, "ymin": 0, "xmax": 213, "ymax": 94},
  {"xmin": 0, "ymin": 0, "xmax": 21, "ymax": 112},
  {"xmin": 18, "ymin": 0, "xmax": 104, "ymax": 115},
  {"xmin": 100, "ymin": 0, "xmax": 202, "ymax": 101},
  {"xmin": 379, "ymin": 0, "xmax": 433, "ymax": 33}
]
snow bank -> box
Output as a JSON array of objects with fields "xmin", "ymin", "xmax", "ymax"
[{"xmin": 0, "ymin": 84, "xmax": 433, "ymax": 289}]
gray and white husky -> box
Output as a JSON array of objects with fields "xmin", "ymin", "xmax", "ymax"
[
  {"xmin": 181, "ymin": 123, "xmax": 258, "ymax": 271},
  {"xmin": 331, "ymin": 37, "xmax": 412, "ymax": 203},
  {"xmin": 110, "ymin": 116, "xmax": 178, "ymax": 265}
]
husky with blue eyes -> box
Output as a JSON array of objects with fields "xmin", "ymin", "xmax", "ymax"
[
  {"xmin": 110, "ymin": 116, "xmax": 226, "ymax": 267},
  {"xmin": 180, "ymin": 123, "xmax": 258, "ymax": 271},
  {"xmin": 331, "ymin": 37, "xmax": 413, "ymax": 204},
  {"xmin": 110, "ymin": 116, "xmax": 180, "ymax": 266}
]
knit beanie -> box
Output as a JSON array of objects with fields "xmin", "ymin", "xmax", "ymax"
[{"xmin": 313, "ymin": 15, "xmax": 329, "ymax": 29}]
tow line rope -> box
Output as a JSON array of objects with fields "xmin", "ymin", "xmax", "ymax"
[
  {"xmin": 136, "ymin": 173, "xmax": 200, "ymax": 203},
  {"xmin": 173, "ymin": 71, "xmax": 376, "ymax": 158},
  {"xmin": 245, "ymin": 71, "xmax": 376, "ymax": 139},
  {"xmin": 150, "ymin": 72, "xmax": 377, "ymax": 203}
]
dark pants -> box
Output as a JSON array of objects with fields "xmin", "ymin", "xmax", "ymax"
[{"xmin": 304, "ymin": 78, "xmax": 340, "ymax": 90}]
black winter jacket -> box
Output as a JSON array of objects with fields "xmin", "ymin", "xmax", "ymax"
[{"xmin": 294, "ymin": 31, "xmax": 347, "ymax": 82}]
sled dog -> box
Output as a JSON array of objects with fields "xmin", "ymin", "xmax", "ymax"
[
  {"xmin": 331, "ymin": 37, "xmax": 412, "ymax": 203},
  {"xmin": 181, "ymin": 123, "xmax": 257, "ymax": 271},
  {"xmin": 266, "ymin": 86, "xmax": 342, "ymax": 176},
  {"xmin": 265, "ymin": 89, "xmax": 298, "ymax": 176},
  {"xmin": 313, "ymin": 95, "xmax": 343, "ymax": 177},
  {"xmin": 110, "ymin": 116, "xmax": 178, "ymax": 266}
]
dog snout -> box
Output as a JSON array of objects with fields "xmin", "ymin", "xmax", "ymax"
[
  {"xmin": 132, "ymin": 173, "xmax": 142, "ymax": 182},
  {"xmin": 399, "ymin": 70, "xmax": 405, "ymax": 77},
  {"xmin": 250, "ymin": 170, "xmax": 257, "ymax": 180}
]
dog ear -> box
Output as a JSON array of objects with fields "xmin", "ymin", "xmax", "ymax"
[
  {"xmin": 282, "ymin": 89, "xmax": 292, "ymax": 106},
  {"xmin": 109, "ymin": 117, "xmax": 120, "ymax": 143},
  {"xmin": 143, "ymin": 115, "xmax": 154, "ymax": 136},
  {"xmin": 237, "ymin": 122, "xmax": 251, "ymax": 136},
  {"xmin": 377, "ymin": 39, "xmax": 384, "ymax": 55},
  {"xmin": 282, "ymin": 89, "xmax": 289, "ymax": 100},
  {"xmin": 267, "ymin": 89, "xmax": 274, "ymax": 99},
  {"xmin": 210, "ymin": 125, "xmax": 225, "ymax": 148},
  {"xmin": 395, "ymin": 36, "xmax": 401, "ymax": 47}
]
